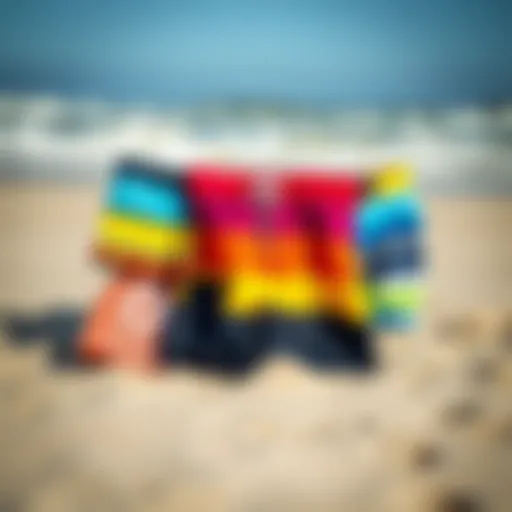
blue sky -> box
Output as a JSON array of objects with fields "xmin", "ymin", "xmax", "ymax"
[{"xmin": 0, "ymin": 0, "xmax": 510, "ymax": 105}]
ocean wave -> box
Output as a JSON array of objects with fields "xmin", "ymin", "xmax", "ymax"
[{"xmin": 0, "ymin": 93, "xmax": 511, "ymax": 192}]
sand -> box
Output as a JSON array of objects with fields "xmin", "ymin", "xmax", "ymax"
[{"xmin": 0, "ymin": 185, "xmax": 511, "ymax": 511}]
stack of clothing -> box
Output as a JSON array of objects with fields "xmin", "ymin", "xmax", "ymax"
[{"xmin": 78, "ymin": 159, "xmax": 423, "ymax": 373}]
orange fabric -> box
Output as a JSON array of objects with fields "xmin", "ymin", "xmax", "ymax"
[
  {"xmin": 93, "ymin": 245, "xmax": 193, "ymax": 284},
  {"xmin": 266, "ymin": 234, "xmax": 311, "ymax": 274},
  {"xmin": 78, "ymin": 276, "xmax": 167, "ymax": 372},
  {"xmin": 219, "ymin": 231, "xmax": 261, "ymax": 271},
  {"xmin": 320, "ymin": 241, "xmax": 363, "ymax": 279}
]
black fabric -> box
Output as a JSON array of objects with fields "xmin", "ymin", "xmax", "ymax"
[
  {"xmin": 153, "ymin": 282, "xmax": 375, "ymax": 373},
  {"xmin": 160, "ymin": 283, "xmax": 273, "ymax": 374},
  {"xmin": 268, "ymin": 315, "xmax": 374, "ymax": 371},
  {"xmin": 2, "ymin": 307, "xmax": 84, "ymax": 366},
  {"xmin": 2, "ymin": 285, "xmax": 375, "ymax": 373}
]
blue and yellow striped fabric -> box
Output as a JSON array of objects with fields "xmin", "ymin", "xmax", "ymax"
[
  {"xmin": 356, "ymin": 163, "xmax": 424, "ymax": 330},
  {"xmin": 95, "ymin": 159, "xmax": 192, "ymax": 270}
]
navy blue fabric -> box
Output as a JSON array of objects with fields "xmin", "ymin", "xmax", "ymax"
[
  {"xmin": 159, "ymin": 282, "xmax": 375, "ymax": 373},
  {"xmin": 2, "ymin": 285, "xmax": 375, "ymax": 373},
  {"xmin": 160, "ymin": 283, "xmax": 274, "ymax": 374},
  {"xmin": 2, "ymin": 307, "xmax": 84, "ymax": 366}
]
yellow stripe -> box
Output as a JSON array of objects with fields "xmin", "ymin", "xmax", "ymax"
[
  {"xmin": 328, "ymin": 280, "xmax": 371, "ymax": 324},
  {"xmin": 267, "ymin": 274, "xmax": 321, "ymax": 317},
  {"xmin": 223, "ymin": 274, "xmax": 372, "ymax": 320},
  {"xmin": 222, "ymin": 272, "xmax": 322, "ymax": 318},
  {"xmin": 97, "ymin": 213, "xmax": 192, "ymax": 260},
  {"xmin": 222, "ymin": 272, "xmax": 268, "ymax": 318},
  {"xmin": 373, "ymin": 162, "xmax": 414, "ymax": 196}
]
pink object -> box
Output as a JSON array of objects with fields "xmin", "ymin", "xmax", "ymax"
[{"xmin": 79, "ymin": 276, "xmax": 167, "ymax": 372}]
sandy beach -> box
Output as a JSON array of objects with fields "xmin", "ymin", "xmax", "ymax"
[{"xmin": 0, "ymin": 185, "xmax": 511, "ymax": 511}]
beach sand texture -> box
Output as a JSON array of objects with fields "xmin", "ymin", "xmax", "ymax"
[{"xmin": 0, "ymin": 185, "xmax": 511, "ymax": 511}]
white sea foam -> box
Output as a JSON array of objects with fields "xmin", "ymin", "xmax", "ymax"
[{"xmin": 0, "ymin": 93, "xmax": 510, "ymax": 193}]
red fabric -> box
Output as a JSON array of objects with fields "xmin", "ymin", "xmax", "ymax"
[
  {"xmin": 281, "ymin": 172, "xmax": 363, "ymax": 203},
  {"xmin": 187, "ymin": 163, "xmax": 254, "ymax": 199},
  {"xmin": 188, "ymin": 165, "xmax": 258, "ymax": 277}
]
